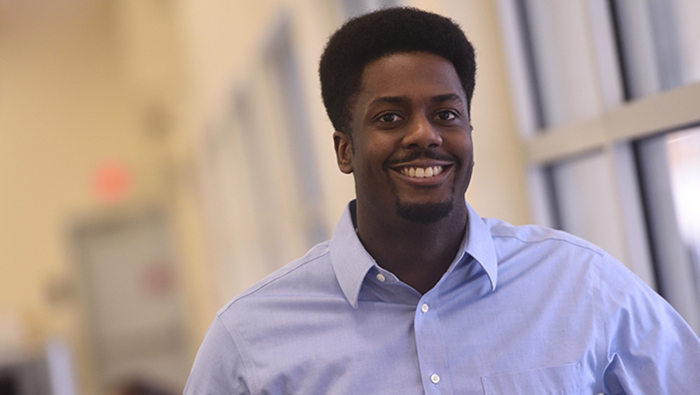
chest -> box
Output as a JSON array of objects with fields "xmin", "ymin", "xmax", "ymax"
[{"xmin": 236, "ymin": 288, "xmax": 598, "ymax": 395}]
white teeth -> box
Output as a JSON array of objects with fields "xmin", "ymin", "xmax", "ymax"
[{"xmin": 400, "ymin": 166, "xmax": 444, "ymax": 178}]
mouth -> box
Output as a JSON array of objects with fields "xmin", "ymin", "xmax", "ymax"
[{"xmin": 399, "ymin": 165, "xmax": 445, "ymax": 178}]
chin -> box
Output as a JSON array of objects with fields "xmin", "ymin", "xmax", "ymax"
[{"xmin": 395, "ymin": 198, "xmax": 454, "ymax": 224}]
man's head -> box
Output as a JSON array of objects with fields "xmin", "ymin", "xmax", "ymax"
[
  {"xmin": 320, "ymin": 8, "xmax": 476, "ymax": 225},
  {"xmin": 319, "ymin": 7, "xmax": 476, "ymax": 135}
]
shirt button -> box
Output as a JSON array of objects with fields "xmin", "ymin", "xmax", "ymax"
[
  {"xmin": 421, "ymin": 303, "xmax": 429, "ymax": 313},
  {"xmin": 430, "ymin": 374, "xmax": 440, "ymax": 384},
  {"xmin": 376, "ymin": 273, "xmax": 386, "ymax": 282}
]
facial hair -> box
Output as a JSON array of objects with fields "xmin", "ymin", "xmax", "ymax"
[{"xmin": 394, "ymin": 188, "xmax": 455, "ymax": 223}]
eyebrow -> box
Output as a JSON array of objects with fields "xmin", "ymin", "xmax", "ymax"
[
  {"xmin": 369, "ymin": 96, "xmax": 405, "ymax": 106},
  {"xmin": 431, "ymin": 93, "xmax": 464, "ymax": 104},
  {"xmin": 368, "ymin": 93, "xmax": 464, "ymax": 107}
]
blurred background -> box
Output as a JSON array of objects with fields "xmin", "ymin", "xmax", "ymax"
[{"xmin": 1, "ymin": 0, "xmax": 699, "ymax": 394}]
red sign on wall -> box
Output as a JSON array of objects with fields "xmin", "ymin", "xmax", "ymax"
[{"xmin": 92, "ymin": 160, "xmax": 132, "ymax": 204}]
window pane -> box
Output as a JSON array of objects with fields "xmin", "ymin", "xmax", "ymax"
[
  {"xmin": 612, "ymin": 0, "xmax": 700, "ymax": 99},
  {"xmin": 518, "ymin": 0, "xmax": 604, "ymax": 128},
  {"xmin": 550, "ymin": 151, "xmax": 628, "ymax": 264},
  {"xmin": 636, "ymin": 127, "xmax": 700, "ymax": 333}
]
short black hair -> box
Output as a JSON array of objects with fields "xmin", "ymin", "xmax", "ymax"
[{"xmin": 319, "ymin": 7, "xmax": 476, "ymax": 134}]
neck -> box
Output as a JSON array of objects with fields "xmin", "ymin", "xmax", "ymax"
[{"xmin": 354, "ymin": 201, "xmax": 468, "ymax": 294}]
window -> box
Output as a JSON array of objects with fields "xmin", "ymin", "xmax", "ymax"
[
  {"xmin": 612, "ymin": 0, "xmax": 700, "ymax": 99},
  {"xmin": 637, "ymin": 127, "xmax": 700, "ymax": 331},
  {"xmin": 497, "ymin": 0, "xmax": 700, "ymax": 333}
]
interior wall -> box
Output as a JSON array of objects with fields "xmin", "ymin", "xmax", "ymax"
[
  {"xmin": 0, "ymin": 2, "xmax": 149, "ymax": 340},
  {"xmin": 0, "ymin": 2, "xmax": 190, "ymax": 393}
]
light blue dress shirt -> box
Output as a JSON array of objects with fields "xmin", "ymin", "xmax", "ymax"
[{"xmin": 185, "ymin": 201, "xmax": 700, "ymax": 394}]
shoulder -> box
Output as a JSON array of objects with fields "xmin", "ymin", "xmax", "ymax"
[
  {"xmin": 213, "ymin": 239, "xmax": 355, "ymax": 343},
  {"xmin": 486, "ymin": 217, "xmax": 606, "ymax": 256},
  {"xmin": 217, "ymin": 240, "xmax": 338, "ymax": 317},
  {"xmin": 184, "ymin": 315, "xmax": 251, "ymax": 394},
  {"xmin": 483, "ymin": 218, "xmax": 608, "ymax": 280},
  {"xmin": 185, "ymin": 241, "xmax": 341, "ymax": 394},
  {"xmin": 479, "ymin": 218, "xmax": 655, "ymax": 311}
]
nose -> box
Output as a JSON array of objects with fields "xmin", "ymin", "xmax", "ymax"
[{"xmin": 401, "ymin": 115, "xmax": 442, "ymax": 149}]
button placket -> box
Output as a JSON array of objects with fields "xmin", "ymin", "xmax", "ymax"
[{"xmin": 414, "ymin": 292, "xmax": 451, "ymax": 394}]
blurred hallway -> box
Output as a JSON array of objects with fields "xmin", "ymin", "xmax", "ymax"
[{"xmin": 2, "ymin": 1, "xmax": 699, "ymax": 394}]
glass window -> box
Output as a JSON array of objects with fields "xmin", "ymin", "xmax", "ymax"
[
  {"xmin": 611, "ymin": 0, "xmax": 700, "ymax": 99},
  {"xmin": 636, "ymin": 126, "xmax": 700, "ymax": 332},
  {"xmin": 498, "ymin": 0, "xmax": 700, "ymax": 335},
  {"xmin": 513, "ymin": 0, "xmax": 606, "ymax": 129},
  {"xmin": 266, "ymin": 20, "xmax": 328, "ymax": 246},
  {"xmin": 549, "ymin": 151, "xmax": 628, "ymax": 264}
]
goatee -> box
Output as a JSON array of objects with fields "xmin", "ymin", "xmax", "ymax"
[{"xmin": 395, "ymin": 198, "xmax": 453, "ymax": 224}]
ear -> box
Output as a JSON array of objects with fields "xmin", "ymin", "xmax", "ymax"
[{"xmin": 333, "ymin": 131, "xmax": 353, "ymax": 174}]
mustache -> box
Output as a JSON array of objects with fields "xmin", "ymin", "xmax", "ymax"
[{"xmin": 384, "ymin": 150, "xmax": 458, "ymax": 167}]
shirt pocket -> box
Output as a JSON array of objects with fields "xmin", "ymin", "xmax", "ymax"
[{"xmin": 481, "ymin": 362, "xmax": 582, "ymax": 395}]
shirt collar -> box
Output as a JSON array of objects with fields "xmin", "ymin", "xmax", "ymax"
[
  {"xmin": 330, "ymin": 201, "xmax": 376, "ymax": 308},
  {"xmin": 464, "ymin": 202, "xmax": 498, "ymax": 291},
  {"xmin": 330, "ymin": 200, "xmax": 499, "ymax": 308}
]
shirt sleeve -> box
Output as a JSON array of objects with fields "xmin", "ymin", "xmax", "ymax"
[
  {"xmin": 600, "ymin": 253, "xmax": 700, "ymax": 394},
  {"xmin": 184, "ymin": 316, "xmax": 251, "ymax": 395}
]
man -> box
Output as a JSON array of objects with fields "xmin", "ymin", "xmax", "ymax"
[{"xmin": 185, "ymin": 7, "xmax": 700, "ymax": 394}]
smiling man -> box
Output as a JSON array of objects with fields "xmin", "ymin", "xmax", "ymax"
[
  {"xmin": 334, "ymin": 50, "xmax": 474, "ymax": 294},
  {"xmin": 185, "ymin": 7, "xmax": 700, "ymax": 395}
]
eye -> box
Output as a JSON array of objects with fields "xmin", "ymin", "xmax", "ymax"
[
  {"xmin": 435, "ymin": 110, "xmax": 458, "ymax": 121},
  {"xmin": 378, "ymin": 113, "xmax": 402, "ymax": 123}
]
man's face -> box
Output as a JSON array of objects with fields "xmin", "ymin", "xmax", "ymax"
[{"xmin": 334, "ymin": 52, "xmax": 474, "ymax": 224}]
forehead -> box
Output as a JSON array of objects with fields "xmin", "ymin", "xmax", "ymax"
[{"xmin": 358, "ymin": 52, "xmax": 465, "ymax": 100}]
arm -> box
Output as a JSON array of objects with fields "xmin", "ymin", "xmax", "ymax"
[
  {"xmin": 184, "ymin": 316, "xmax": 251, "ymax": 395},
  {"xmin": 600, "ymin": 254, "xmax": 700, "ymax": 394}
]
